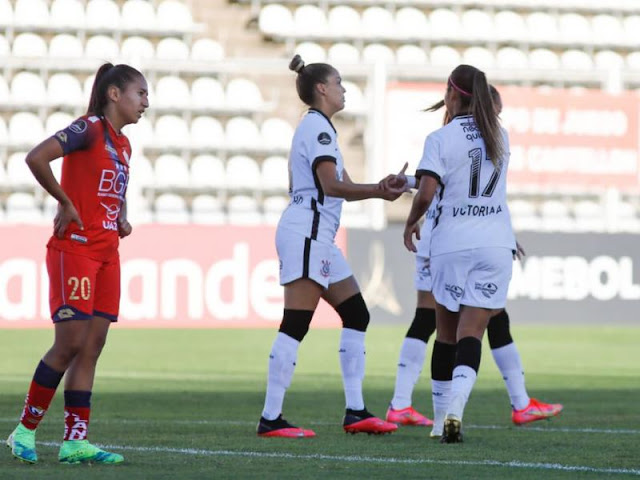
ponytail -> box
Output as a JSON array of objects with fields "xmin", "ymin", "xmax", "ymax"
[{"xmin": 87, "ymin": 63, "xmax": 143, "ymax": 116}]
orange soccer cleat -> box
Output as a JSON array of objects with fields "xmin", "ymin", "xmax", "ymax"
[
  {"xmin": 512, "ymin": 398, "xmax": 563, "ymax": 425},
  {"xmin": 257, "ymin": 415, "xmax": 316, "ymax": 438},
  {"xmin": 385, "ymin": 405, "xmax": 434, "ymax": 427},
  {"xmin": 343, "ymin": 408, "xmax": 398, "ymax": 435}
]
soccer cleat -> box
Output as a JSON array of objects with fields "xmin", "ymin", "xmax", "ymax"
[
  {"xmin": 343, "ymin": 408, "xmax": 398, "ymax": 435},
  {"xmin": 512, "ymin": 398, "xmax": 564, "ymax": 426},
  {"xmin": 385, "ymin": 405, "xmax": 434, "ymax": 427},
  {"xmin": 58, "ymin": 440, "xmax": 124, "ymax": 464},
  {"xmin": 429, "ymin": 425, "xmax": 443, "ymax": 439},
  {"xmin": 257, "ymin": 415, "xmax": 316, "ymax": 438},
  {"xmin": 440, "ymin": 414, "xmax": 463, "ymax": 444},
  {"xmin": 6, "ymin": 424, "xmax": 37, "ymax": 464}
]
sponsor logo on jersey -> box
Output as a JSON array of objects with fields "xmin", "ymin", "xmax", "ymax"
[
  {"xmin": 452, "ymin": 204, "xmax": 503, "ymax": 217},
  {"xmin": 317, "ymin": 132, "xmax": 331, "ymax": 145},
  {"xmin": 69, "ymin": 119, "xmax": 87, "ymax": 134},
  {"xmin": 98, "ymin": 168, "xmax": 128, "ymax": 200},
  {"xmin": 70, "ymin": 233, "xmax": 88, "ymax": 244},
  {"xmin": 475, "ymin": 282, "xmax": 498, "ymax": 298},
  {"xmin": 55, "ymin": 131, "xmax": 68, "ymax": 143},
  {"xmin": 320, "ymin": 259, "xmax": 331, "ymax": 277},
  {"xmin": 101, "ymin": 202, "xmax": 121, "ymax": 232},
  {"xmin": 445, "ymin": 283, "xmax": 464, "ymax": 300}
]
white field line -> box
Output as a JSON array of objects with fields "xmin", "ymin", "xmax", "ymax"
[{"xmin": 36, "ymin": 441, "xmax": 640, "ymax": 476}]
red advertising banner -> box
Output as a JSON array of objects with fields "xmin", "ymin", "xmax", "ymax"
[
  {"xmin": 0, "ymin": 225, "xmax": 345, "ymax": 328},
  {"xmin": 385, "ymin": 83, "xmax": 640, "ymax": 192}
]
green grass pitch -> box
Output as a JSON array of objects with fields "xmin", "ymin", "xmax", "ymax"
[{"xmin": 0, "ymin": 325, "xmax": 639, "ymax": 479}]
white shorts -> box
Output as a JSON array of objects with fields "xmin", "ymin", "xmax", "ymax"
[
  {"xmin": 414, "ymin": 255, "xmax": 433, "ymax": 292},
  {"xmin": 276, "ymin": 227, "xmax": 352, "ymax": 288},
  {"xmin": 430, "ymin": 247, "xmax": 513, "ymax": 312}
]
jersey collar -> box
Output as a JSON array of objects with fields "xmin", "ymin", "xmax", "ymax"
[{"xmin": 308, "ymin": 108, "xmax": 337, "ymax": 134}]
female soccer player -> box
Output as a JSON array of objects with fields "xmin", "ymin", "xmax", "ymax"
[
  {"xmin": 386, "ymin": 86, "xmax": 562, "ymax": 436},
  {"xmin": 6, "ymin": 63, "xmax": 148, "ymax": 464},
  {"xmin": 403, "ymin": 64, "xmax": 516, "ymax": 443},
  {"xmin": 257, "ymin": 54, "xmax": 405, "ymax": 438}
]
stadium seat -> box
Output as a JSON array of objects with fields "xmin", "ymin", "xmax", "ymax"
[
  {"xmin": 86, "ymin": 0, "xmax": 120, "ymax": 30},
  {"xmin": 526, "ymin": 12, "xmax": 557, "ymax": 42},
  {"xmin": 327, "ymin": 6, "xmax": 361, "ymax": 39},
  {"xmin": 0, "ymin": 34, "xmax": 9, "ymax": 56},
  {"xmin": 461, "ymin": 9, "xmax": 493, "ymax": 41},
  {"xmin": 573, "ymin": 200, "xmax": 605, "ymax": 232},
  {"xmin": 0, "ymin": 117, "xmax": 7, "ymax": 145},
  {"xmin": 9, "ymin": 113, "xmax": 44, "ymax": 147},
  {"xmin": 155, "ymin": 76, "xmax": 191, "ymax": 108},
  {"xmin": 154, "ymin": 193, "xmax": 189, "ymax": 224},
  {"xmin": 47, "ymin": 73, "xmax": 83, "ymax": 106},
  {"xmin": 594, "ymin": 50, "xmax": 624, "ymax": 70},
  {"xmin": 6, "ymin": 152, "xmax": 34, "ymax": 187},
  {"xmin": 85, "ymin": 35, "xmax": 119, "ymax": 60},
  {"xmin": 614, "ymin": 202, "xmax": 639, "ymax": 232},
  {"xmin": 430, "ymin": 45, "xmax": 461, "ymax": 69},
  {"xmin": 493, "ymin": 10, "xmax": 526, "ymax": 42},
  {"xmin": 540, "ymin": 200, "xmax": 574, "ymax": 232},
  {"xmin": 50, "ymin": 158, "xmax": 62, "ymax": 182},
  {"xmin": 123, "ymin": 115, "xmax": 153, "ymax": 147},
  {"xmin": 396, "ymin": 45, "xmax": 428, "ymax": 65},
  {"xmin": 13, "ymin": 0, "xmax": 49, "ymax": 27},
  {"xmin": 226, "ymin": 155, "xmax": 261, "ymax": 189},
  {"xmin": 12, "ymin": 33, "xmax": 47, "ymax": 57},
  {"xmin": 328, "ymin": 43, "xmax": 360, "ymax": 64},
  {"xmin": 191, "ymin": 77, "xmax": 225, "ymax": 110},
  {"xmin": 529, "ymin": 49, "xmax": 560, "ymax": 70},
  {"xmin": 10, "ymin": 72, "xmax": 46, "ymax": 106},
  {"xmin": 261, "ymin": 156, "xmax": 289, "ymax": 191},
  {"xmin": 225, "ymin": 78, "xmax": 263, "ymax": 111},
  {"xmin": 259, "ymin": 5, "xmax": 293, "ymax": 37},
  {"xmin": 624, "ymin": 16, "xmax": 640, "ymax": 45},
  {"xmin": 154, "ymin": 115, "xmax": 189, "ymax": 148},
  {"xmin": 430, "ymin": 8, "xmax": 460, "ymax": 39},
  {"xmin": 294, "ymin": 5, "xmax": 327, "ymax": 37},
  {"xmin": 190, "ymin": 116, "xmax": 225, "ymax": 148},
  {"xmin": 361, "ymin": 7, "xmax": 394, "ymax": 39},
  {"xmin": 122, "ymin": 0, "xmax": 156, "ymax": 31},
  {"xmin": 45, "ymin": 112, "xmax": 74, "ymax": 135},
  {"xmin": 362, "ymin": 44, "xmax": 395, "ymax": 64},
  {"xmin": 342, "ymin": 80, "xmax": 364, "ymax": 114},
  {"xmin": 394, "ymin": 7, "xmax": 428, "ymax": 39},
  {"xmin": 0, "ymin": 74, "xmax": 9, "ymax": 104},
  {"xmin": 127, "ymin": 153, "xmax": 153, "ymax": 187},
  {"xmin": 156, "ymin": 0, "xmax": 194, "ymax": 32},
  {"xmin": 227, "ymin": 195, "xmax": 262, "ymax": 225},
  {"xmin": 294, "ymin": 42, "xmax": 326, "ymax": 63},
  {"xmin": 592, "ymin": 14, "xmax": 623, "ymax": 45},
  {"xmin": 496, "ymin": 47, "xmax": 528, "ymax": 70},
  {"xmin": 263, "ymin": 195, "xmax": 288, "ymax": 225},
  {"xmin": 561, "ymin": 50, "xmax": 594, "ymax": 71},
  {"xmin": 49, "ymin": 34, "xmax": 84, "ymax": 58},
  {"xmin": 626, "ymin": 51, "xmax": 640, "ymax": 71},
  {"xmin": 191, "ymin": 38, "xmax": 225, "ymax": 62},
  {"xmin": 43, "ymin": 194, "xmax": 59, "ymax": 221},
  {"xmin": 154, "ymin": 154, "xmax": 190, "ymax": 188},
  {"xmin": 156, "ymin": 37, "xmax": 190, "ymax": 61},
  {"xmin": 225, "ymin": 116, "xmax": 261, "ymax": 149},
  {"xmin": 260, "ymin": 118, "xmax": 293, "ymax": 151},
  {"xmin": 50, "ymin": 0, "xmax": 85, "ymax": 28},
  {"xmin": 191, "ymin": 194, "xmax": 225, "ymax": 224},
  {"xmin": 190, "ymin": 154, "xmax": 226, "ymax": 189},
  {"xmin": 120, "ymin": 36, "xmax": 155, "ymax": 61},
  {"xmin": 509, "ymin": 199, "xmax": 541, "ymax": 231},
  {"xmin": 462, "ymin": 47, "xmax": 495, "ymax": 71},
  {"xmin": 0, "ymin": 0, "xmax": 12, "ymax": 27},
  {"xmin": 5, "ymin": 193, "xmax": 43, "ymax": 224},
  {"xmin": 559, "ymin": 13, "xmax": 591, "ymax": 44}
]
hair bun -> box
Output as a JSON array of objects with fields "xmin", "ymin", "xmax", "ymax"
[{"xmin": 289, "ymin": 54, "xmax": 305, "ymax": 73}]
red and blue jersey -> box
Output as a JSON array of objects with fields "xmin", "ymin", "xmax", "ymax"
[{"xmin": 48, "ymin": 115, "xmax": 132, "ymax": 262}]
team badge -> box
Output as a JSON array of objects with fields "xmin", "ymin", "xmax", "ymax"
[
  {"xmin": 475, "ymin": 282, "xmax": 498, "ymax": 298},
  {"xmin": 445, "ymin": 283, "xmax": 464, "ymax": 300},
  {"xmin": 28, "ymin": 406, "xmax": 45, "ymax": 417},
  {"xmin": 69, "ymin": 119, "xmax": 87, "ymax": 134},
  {"xmin": 317, "ymin": 132, "xmax": 331, "ymax": 145},
  {"xmin": 320, "ymin": 259, "xmax": 331, "ymax": 277}
]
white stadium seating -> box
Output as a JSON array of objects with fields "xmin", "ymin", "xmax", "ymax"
[
  {"xmin": 190, "ymin": 116, "xmax": 225, "ymax": 148},
  {"xmin": 190, "ymin": 38, "xmax": 224, "ymax": 62},
  {"xmin": 156, "ymin": 0, "xmax": 194, "ymax": 32},
  {"xmin": 227, "ymin": 195, "xmax": 261, "ymax": 225},
  {"xmin": 154, "ymin": 193, "xmax": 189, "ymax": 224},
  {"xmin": 191, "ymin": 194, "xmax": 225, "ymax": 224},
  {"xmin": 394, "ymin": 8, "xmax": 428, "ymax": 39},
  {"xmin": 49, "ymin": 34, "xmax": 84, "ymax": 58},
  {"xmin": 154, "ymin": 154, "xmax": 190, "ymax": 188},
  {"xmin": 85, "ymin": 0, "xmax": 120, "ymax": 30},
  {"xmin": 13, "ymin": 0, "xmax": 49, "ymax": 28},
  {"xmin": 224, "ymin": 117, "xmax": 260, "ymax": 148},
  {"xmin": 190, "ymin": 155, "xmax": 226, "ymax": 189},
  {"xmin": 85, "ymin": 35, "xmax": 120, "ymax": 60},
  {"xmin": 226, "ymin": 155, "xmax": 261, "ymax": 189},
  {"xmin": 12, "ymin": 33, "xmax": 47, "ymax": 57},
  {"xmin": 50, "ymin": 0, "xmax": 85, "ymax": 29},
  {"xmin": 5, "ymin": 193, "xmax": 43, "ymax": 224},
  {"xmin": 121, "ymin": 0, "xmax": 156, "ymax": 31},
  {"xmin": 191, "ymin": 77, "xmax": 225, "ymax": 110}
]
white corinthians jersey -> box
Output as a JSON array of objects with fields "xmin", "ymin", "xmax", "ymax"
[
  {"xmin": 417, "ymin": 115, "xmax": 515, "ymax": 257},
  {"xmin": 280, "ymin": 109, "xmax": 344, "ymax": 244}
]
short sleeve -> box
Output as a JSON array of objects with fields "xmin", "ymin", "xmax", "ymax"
[
  {"xmin": 415, "ymin": 132, "xmax": 444, "ymax": 183},
  {"xmin": 305, "ymin": 120, "xmax": 337, "ymax": 171},
  {"xmin": 52, "ymin": 117, "xmax": 98, "ymax": 155}
]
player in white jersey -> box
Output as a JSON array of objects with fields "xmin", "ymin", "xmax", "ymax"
[
  {"xmin": 257, "ymin": 55, "xmax": 405, "ymax": 438},
  {"xmin": 403, "ymin": 64, "xmax": 515, "ymax": 443},
  {"xmin": 386, "ymin": 87, "xmax": 562, "ymax": 434}
]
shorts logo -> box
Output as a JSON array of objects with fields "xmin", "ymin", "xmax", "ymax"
[
  {"xmin": 69, "ymin": 119, "xmax": 87, "ymax": 134},
  {"xmin": 475, "ymin": 282, "xmax": 498, "ymax": 298},
  {"xmin": 55, "ymin": 131, "xmax": 68, "ymax": 143},
  {"xmin": 320, "ymin": 259, "xmax": 331, "ymax": 278},
  {"xmin": 445, "ymin": 284, "xmax": 464, "ymax": 300},
  {"xmin": 28, "ymin": 405, "xmax": 45, "ymax": 417},
  {"xmin": 317, "ymin": 132, "xmax": 331, "ymax": 145},
  {"xmin": 56, "ymin": 308, "xmax": 75, "ymax": 320},
  {"xmin": 293, "ymin": 195, "xmax": 303, "ymax": 205}
]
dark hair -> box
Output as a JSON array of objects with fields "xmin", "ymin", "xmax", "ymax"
[
  {"xmin": 426, "ymin": 84, "xmax": 502, "ymax": 123},
  {"xmin": 87, "ymin": 63, "xmax": 144, "ymax": 116},
  {"xmin": 288, "ymin": 54, "xmax": 336, "ymax": 106},
  {"xmin": 448, "ymin": 65, "xmax": 504, "ymax": 165}
]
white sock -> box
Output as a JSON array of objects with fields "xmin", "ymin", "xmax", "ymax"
[
  {"xmin": 339, "ymin": 328, "xmax": 366, "ymax": 410},
  {"xmin": 491, "ymin": 343, "xmax": 530, "ymax": 410},
  {"xmin": 446, "ymin": 365, "xmax": 478, "ymax": 421},
  {"xmin": 262, "ymin": 332, "xmax": 300, "ymax": 420},
  {"xmin": 431, "ymin": 379, "xmax": 451, "ymax": 434},
  {"xmin": 391, "ymin": 337, "xmax": 427, "ymax": 410}
]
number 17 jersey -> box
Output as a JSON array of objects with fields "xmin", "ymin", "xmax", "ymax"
[{"xmin": 416, "ymin": 115, "xmax": 515, "ymax": 257}]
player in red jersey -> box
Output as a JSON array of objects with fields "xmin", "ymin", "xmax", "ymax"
[{"xmin": 6, "ymin": 63, "xmax": 148, "ymax": 465}]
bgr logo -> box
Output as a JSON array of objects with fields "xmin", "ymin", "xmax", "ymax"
[
  {"xmin": 317, "ymin": 132, "xmax": 331, "ymax": 145},
  {"xmin": 475, "ymin": 282, "xmax": 498, "ymax": 298},
  {"xmin": 445, "ymin": 284, "xmax": 464, "ymax": 300}
]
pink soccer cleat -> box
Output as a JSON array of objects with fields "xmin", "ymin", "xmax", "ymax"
[
  {"xmin": 512, "ymin": 398, "xmax": 563, "ymax": 425},
  {"xmin": 385, "ymin": 405, "xmax": 434, "ymax": 427}
]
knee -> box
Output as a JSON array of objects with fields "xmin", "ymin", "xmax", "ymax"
[
  {"xmin": 278, "ymin": 309, "xmax": 314, "ymax": 342},
  {"xmin": 336, "ymin": 293, "xmax": 369, "ymax": 332},
  {"xmin": 487, "ymin": 310, "xmax": 512, "ymax": 349}
]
